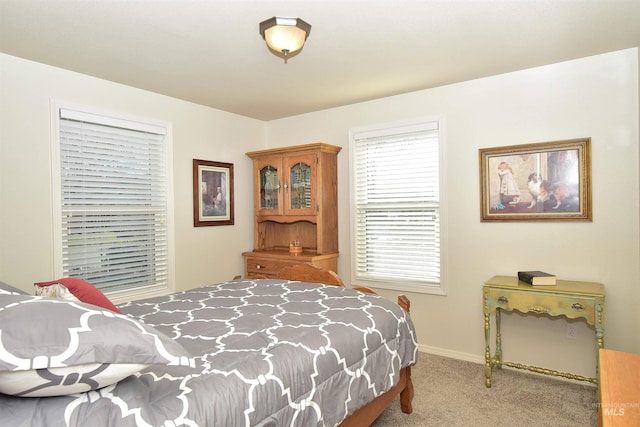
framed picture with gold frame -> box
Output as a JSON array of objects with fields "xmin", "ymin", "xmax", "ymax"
[
  {"xmin": 193, "ymin": 159, "xmax": 234, "ymax": 226},
  {"xmin": 479, "ymin": 138, "xmax": 591, "ymax": 222}
]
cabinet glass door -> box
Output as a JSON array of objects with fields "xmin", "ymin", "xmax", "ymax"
[
  {"xmin": 259, "ymin": 165, "xmax": 279, "ymax": 211},
  {"xmin": 289, "ymin": 162, "xmax": 311, "ymax": 209}
]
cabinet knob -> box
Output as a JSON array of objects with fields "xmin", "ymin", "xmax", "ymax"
[
  {"xmin": 497, "ymin": 296, "xmax": 508, "ymax": 304},
  {"xmin": 256, "ymin": 264, "xmax": 263, "ymax": 269},
  {"xmin": 572, "ymin": 302, "xmax": 585, "ymax": 311}
]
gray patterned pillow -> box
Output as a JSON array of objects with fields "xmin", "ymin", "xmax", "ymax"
[
  {"xmin": 0, "ymin": 294, "xmax": 192, "ymax": 397},
  {"xmin": 0, "ymin": 281, "xmax": 28, "ymax": 295}
]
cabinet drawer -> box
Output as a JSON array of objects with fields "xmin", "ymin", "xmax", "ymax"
[
  {"xmin": 243, "ymin": 251, "xmax": 338, "ymax": 280},
  {"xmin": 244, "ymin": 256, "xmax": 296, "ymax": 277},
  {"xmin": 485, "ymin": 288, "xmax": 597, "ymax": 324}
]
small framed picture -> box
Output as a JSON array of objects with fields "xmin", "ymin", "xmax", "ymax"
[
  {"xmin": 479, "ymin": 138, "xmax": 591, "ymax": 222},
  {"xmin": 193, "ymin": 159, "xmax": 234, "ymax": 226}
]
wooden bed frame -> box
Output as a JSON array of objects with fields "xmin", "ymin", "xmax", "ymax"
[{"xmin": 273, "ymin": 264, "xmax": 415, "ymax": 426}]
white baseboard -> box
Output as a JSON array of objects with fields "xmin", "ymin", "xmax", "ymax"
[{"xmin": 417, "ymin": 344, "xmax": 485, "ymax": 364}]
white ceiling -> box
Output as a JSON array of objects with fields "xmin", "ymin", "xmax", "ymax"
[{"xmin": 1, "ymin": 0, "xmax": 639, "ymax": 121}]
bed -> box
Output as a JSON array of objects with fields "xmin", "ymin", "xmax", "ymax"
[{"xmin": 0, "ymin": 270, "xmax": 418, "ymax": 426}]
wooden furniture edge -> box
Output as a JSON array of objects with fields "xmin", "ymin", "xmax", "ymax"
[
  {"xmin": 598, "ymin": 348, "xmax": 640, "ymax": 426},
  {"xmin": 246, "ymin": 142, "xmax": 342, "ymax": 158},
  {"xmin": 275, "ymin": 263, "xmax": 346, "ymax": 287},
  {"xmin": 339, "ymin": 365, "xmax": 413, "ymax": 426}
]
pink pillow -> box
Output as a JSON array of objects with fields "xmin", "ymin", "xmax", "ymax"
[{"xmin": 34, "ymin": 278, "xmax": 122, "ymax": 314}]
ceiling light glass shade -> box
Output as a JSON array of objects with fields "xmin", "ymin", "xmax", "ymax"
[{"xmin": 259, "ymin": 17, "xmax": 311, "ymax": 63}]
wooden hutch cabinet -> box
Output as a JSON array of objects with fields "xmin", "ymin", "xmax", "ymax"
[{"xmin": 243, "ymin": 143, "xmax": 341, "ymax": 278}]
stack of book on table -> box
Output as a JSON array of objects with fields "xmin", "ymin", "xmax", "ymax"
[{"xmin": 517, "ymin": 270, "xmax": 556, "ymax": 286}]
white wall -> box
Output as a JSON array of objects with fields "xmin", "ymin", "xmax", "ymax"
[
  {"xmin": 2, "ymin": 48, "xmax": 638, "ymax": 380},
  {"xmin": 0, "ymin": 53, "xmax": 263, "ymax": 293},
  {"xmin": 265, "ymin": 48, "xmax": 640, "ymax": 378}
]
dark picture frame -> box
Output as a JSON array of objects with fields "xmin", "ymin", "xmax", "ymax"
[
  {"xmin": 479, "ymin": 138, "xmax": 591, "ymax": 222},
  {"xmin": 193, "ymin": 159, "xmax": 234, "ymax": 226}
]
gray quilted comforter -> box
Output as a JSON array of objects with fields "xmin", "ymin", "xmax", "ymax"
[{"xmin": 1, "ymin": 278, "xmax": 418, "ymax": 426}]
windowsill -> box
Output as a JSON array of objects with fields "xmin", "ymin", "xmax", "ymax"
[{"xmin": 107, "ymin": 285, "xmax": 174, "ymax": 305}]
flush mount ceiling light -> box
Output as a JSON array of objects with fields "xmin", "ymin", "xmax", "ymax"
[{"xmin": 259, "ymin": 16, "xmax": 311, "ymax": 63}]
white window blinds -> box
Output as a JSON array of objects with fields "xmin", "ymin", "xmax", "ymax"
[
  {"xmin": 351, "ymin": 120, "xmax": 441, "ymax": 288},
  {"xmin": 57, "ymin": 108, "xmax": 169, "ymax": 293}
]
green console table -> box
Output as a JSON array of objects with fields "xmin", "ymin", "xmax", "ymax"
[{"xmin": 483, "ymin": 275, "xmax": 605, "ymax": 388}]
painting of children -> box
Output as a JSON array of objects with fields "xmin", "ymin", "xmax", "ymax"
[{"xmin": 479, "ymin": 138, "xmax": 591, "ymax": 221}]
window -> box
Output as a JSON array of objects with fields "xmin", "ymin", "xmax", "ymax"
[
  {"xmin": 349, "ymin": 118, "xmax": 445, "ymax": 295},
  {"xmin": 51, "ymin": 103, "xmax": 173, "ymax": 301}
]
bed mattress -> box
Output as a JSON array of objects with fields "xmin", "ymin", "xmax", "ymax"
[{"xmin": 0, "ymin": 278, "xmax": 418, "ymax": 426}]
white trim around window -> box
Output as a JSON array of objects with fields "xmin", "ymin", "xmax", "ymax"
[
  {"xmin": 349, "ymin": 116, "xmax": 447, "ymax": 295},
  {"xmin": 50, "ymin": 100, "xmax": 175, "ymax": 303}
]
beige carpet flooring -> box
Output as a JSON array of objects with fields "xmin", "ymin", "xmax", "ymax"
[{"xmin": 372, "ymin": 353, "xmax": 598, "ymax": 426}]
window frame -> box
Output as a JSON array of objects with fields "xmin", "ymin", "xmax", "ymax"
[
  {"xmin": 349, "ymin": 116, "xmax": 447, "ymax": 295},
  {"xmin": 50, "ymin": 100, "xmax": 175, "ymax": 304}
]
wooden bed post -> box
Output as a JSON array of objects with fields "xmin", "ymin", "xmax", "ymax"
[
  {"xmin": 397, "ymin": 293, "xmax": 413, "ymax": 414},
  {"xmin": 397, "ymin": 294, "xmax": 410, "ymax": 312},
  {"xmin": 399, "ymin": 367, "xmax": 414, "ymax": 414}
]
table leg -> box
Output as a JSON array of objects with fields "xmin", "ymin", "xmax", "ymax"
[
  {"xmin": 495, "ymin": 308, "xmax": 503, "ymax": 369},
  {"xmin": 595, "ymin": 298, "xmax": 605, "ymax": 380},
  {"xmin": 595, "ymin": 299, "xmax": 605, "ymax": 350},
  {"xmin": 484, "ymin": 293, "xmax": 492, "ymax": 388}
]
